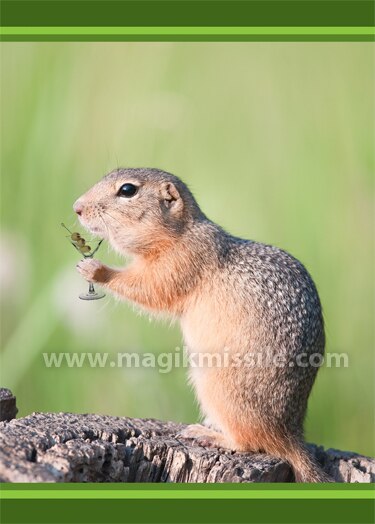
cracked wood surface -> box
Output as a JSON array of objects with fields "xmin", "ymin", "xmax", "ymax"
[{"xmin": 1, "ymin": 411, "xmax": 374, "ymax": 483}]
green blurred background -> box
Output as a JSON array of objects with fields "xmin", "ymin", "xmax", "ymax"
[{"xmin": 0, "ymin": 43, "xmax": 374, "ymax": 456}]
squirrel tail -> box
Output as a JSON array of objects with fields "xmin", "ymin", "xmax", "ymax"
[{"xmin": 283, "ymin": 440, "xmax": 333, "ymax": 483}]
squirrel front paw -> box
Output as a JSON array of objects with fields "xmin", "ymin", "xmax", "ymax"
[{"xmin": 76, "ymin": 259, "xmax": 109, "ymax": 283}]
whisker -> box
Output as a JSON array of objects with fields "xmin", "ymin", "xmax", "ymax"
[
  {"xmin": 102, "ymin": 210, "xmax": 124, "ymax": 229},
  {"xmin": 98, "ymin": 213, "xmax": 111, "ymax": 238}
]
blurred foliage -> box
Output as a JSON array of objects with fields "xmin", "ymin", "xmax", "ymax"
[{"xmin": 0, "ymin": 43, "xmax": 373, "ymax": 456}]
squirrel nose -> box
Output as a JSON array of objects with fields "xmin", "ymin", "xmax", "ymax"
[{"xmin": 73, "ymin": 200, "xmax": 84, "ymax": 216}]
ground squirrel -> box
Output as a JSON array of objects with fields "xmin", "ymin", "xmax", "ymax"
[{"xmin": 74, "ymin": 167, "xmax": 332, "ymax": 482}]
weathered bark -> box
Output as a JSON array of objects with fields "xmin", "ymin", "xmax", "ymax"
[
  {"xmin": 0, "ymin": 388, "xmax": 18, "ymax": 422},
  {"xmin": 0, "ymin": 390, "xmax": 373, "ymax": 483}
]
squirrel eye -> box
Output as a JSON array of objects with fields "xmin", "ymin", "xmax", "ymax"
[{"xmin": 117, "ymin": 183, "xmax": 138, "ymax": 198}]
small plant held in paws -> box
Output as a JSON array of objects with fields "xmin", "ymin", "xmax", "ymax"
[{"xmin": 61, "ymin": 223, "xmax": 105, "ymax": 301}]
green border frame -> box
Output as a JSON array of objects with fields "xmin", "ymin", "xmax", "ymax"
[
  {"xmin": 1, "ymin": 1, "xmax": 374, "ymax": 523},
  {"xmin": 1, "ymin": 1, "xmax": 373, "ymax": 27},
  {"xmin": 1, "ymin": 484, "xmax": 374, "ymax": 523},
  {"xmin": 1, "ymin": 26, "xmax": 374, "ymax": 42},
  {"xmin": 0, "ymin": 0, "xmax": 374, "ymax": 41},
  {"xmin": 1, "ymin": 482, "xmax": 373, "ymax": 498}
]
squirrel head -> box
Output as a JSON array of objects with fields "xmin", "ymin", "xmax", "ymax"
[{"xmin": 73, "ymin": 168, "xmax": 203, "ymax": 257}]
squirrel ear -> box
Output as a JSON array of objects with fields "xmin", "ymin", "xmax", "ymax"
[{"xmin": 160, "ymin": 182, "xmax": 183, "ymax": 215}]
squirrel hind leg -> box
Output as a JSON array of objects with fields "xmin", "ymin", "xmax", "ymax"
[{"xmin": 177, "ymin": 424, "xmax": 233, "ymax": 450}]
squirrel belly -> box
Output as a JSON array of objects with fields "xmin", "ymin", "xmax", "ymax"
[{"xmin": 74, "ymin": 167, "xmax": 332, "ymax": 482}]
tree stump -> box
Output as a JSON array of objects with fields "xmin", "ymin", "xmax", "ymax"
[
  {"xmin": 0, "ymin": 389, "xmax": 18, "ymax": 423},
  {"xmin": 0, "ymin": 389, "xmax": 373, "ymax": 483}
]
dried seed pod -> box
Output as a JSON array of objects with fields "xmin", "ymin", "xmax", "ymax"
[{"xmin": 80, "ymin": 245, "xmax": 91, "ymax": 254}]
